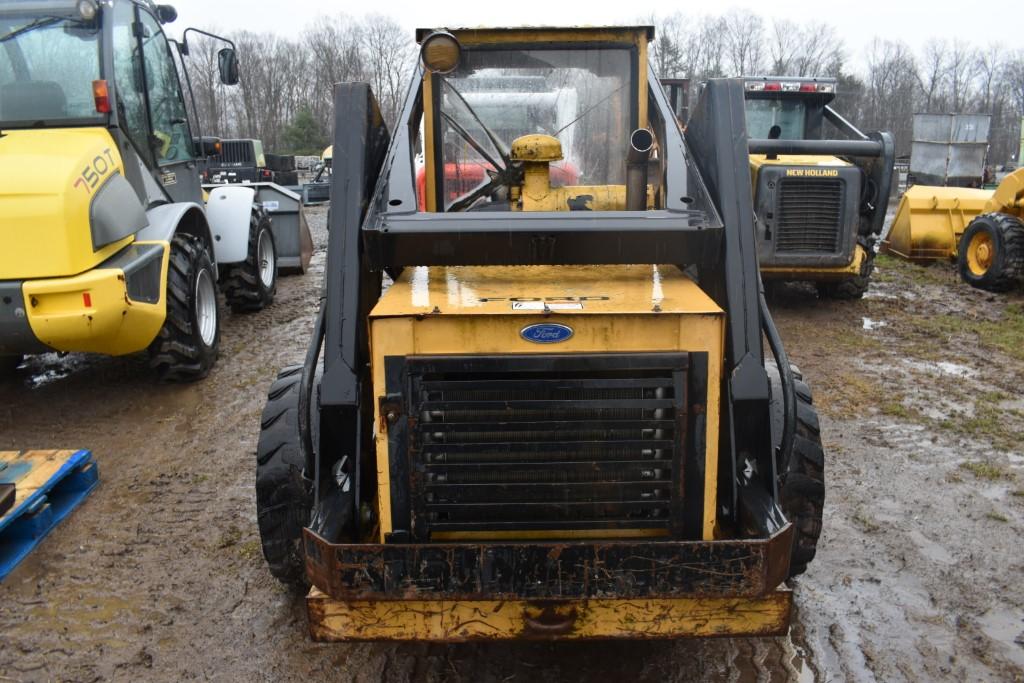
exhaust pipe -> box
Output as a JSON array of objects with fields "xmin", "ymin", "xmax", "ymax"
[{"xmin": 626, "ymin": 128, "xmax": 654, "ymax": 211}]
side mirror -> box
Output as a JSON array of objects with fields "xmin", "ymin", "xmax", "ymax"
[{"xmin": 218, "ymin": 48, "xmax": 239, "ymax": 86}]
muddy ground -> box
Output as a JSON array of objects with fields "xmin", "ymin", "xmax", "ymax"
[{"xmin": 1, "ymin": 206, "xmax": 1022, "ymax": 682}]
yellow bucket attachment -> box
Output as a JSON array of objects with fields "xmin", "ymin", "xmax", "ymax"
[{"xmin": 884, "ymin": 185, "xmax": 993, "ymax": 263}]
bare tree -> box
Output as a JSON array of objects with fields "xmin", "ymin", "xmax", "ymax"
[
  {"xmin": 792, "ymin": 23, "xmax": 842, "ymax": 77},
  {"xmin": 361, "ymin": 15, "xmax": 415, "ymax": 127},
  {"xmin": 305, "ymin": 15, "xmax": 368, "ymax": 139},
  {"xmin": 722, "ymin": 9, "xmax": 765, "ymax": 76},
  {"xmin": 681, "ymin": 15, "xmax": 727, "ymax": 79},
  {"xmin": 1006, "ymin": 50, "xmax": 1024, "ymax": 116},
  {"xmin": 946, "ymin": 39, "xmax": 979, "ymax": 112},
  {"xmin": 863, "ymin": 38, "xmax": 917, "ymax": 154},
  {"xmin": 975, "ymin": 44, "xmax": 1003, "ymax": 112},
  {"xmin": 647, "ymin": 12, "xmax": 685, "ymax": 78},
  {"xmin": 170, "ymin": 10, "xmax": 1024, "ymax": 165},
  {"xmin": 181, "ymin": 32, "xmax": 228, "ymax": 137},
  {"xmin": 916, "ymin": 39, "xmax": 948, "ymax": 111},
  {"xmin": 767, "ymin": 19, "xmax": 798, "ymax": 75},
  {"xmin": 1005, "ymin": 51, "xmax": 1024, "ymax": 162}
]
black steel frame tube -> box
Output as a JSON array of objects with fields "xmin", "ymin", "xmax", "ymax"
[
  {"xmin": 823, "ymin": 105, "xmax": 869, "ymax": 141},
  {"xmin": 626, "ymin": 128, "xmax": 654, "ymax": 211},
  {"xmin": 748, "ymin": 138, "xmax": 883, "ymax": 157}
]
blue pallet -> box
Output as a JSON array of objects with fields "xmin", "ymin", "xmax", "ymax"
[{"xmin": 0, "ymin": 449, "xmax": 99, "ymax": 581}]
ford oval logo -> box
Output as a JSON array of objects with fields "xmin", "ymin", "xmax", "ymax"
[{"xmin": 520, "ymin": 323, "xmax": 574, "ymax": 344}]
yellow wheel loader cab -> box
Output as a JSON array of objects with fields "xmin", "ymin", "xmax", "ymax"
[
  {"xmin": 0, "ymin": 0, "xmax": 280, "ymax": 379},
  {"xmin": 257, "ymin": 26, "xmax": 828, "ymax": 642},
  {"xmin": 742, "ymin": 77, "xmax": 895, "ymax": 299}
]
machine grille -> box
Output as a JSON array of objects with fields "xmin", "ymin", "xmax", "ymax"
[
  {"xmin": 213, "ymin": 140, "xmax": 255, "ymax": 166},
  {"xmin": 775, "ymin": 177, "xmax": 844, "ymax": 253},
  {"xmin": 396, "ymin": 355, "xmax": 689, "ymax": 539}
]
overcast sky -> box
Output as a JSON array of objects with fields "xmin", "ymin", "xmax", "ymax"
[{"xmin": 164, "ymin": 0, "xmax": 1008, "ymax": 72}]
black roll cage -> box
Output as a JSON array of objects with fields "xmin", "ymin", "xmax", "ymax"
[
  {"xmin": 309, "ymin": 67, "xmax": 795, "ymax": 542},
  {"xmin": 746, "ymin": 92, "xmax": 896, "ymax": 239}
]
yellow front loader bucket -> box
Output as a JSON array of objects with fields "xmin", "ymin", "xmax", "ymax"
[{"xmin": 884, "ymin": 185, "xmax": 993, "ymax": 263}]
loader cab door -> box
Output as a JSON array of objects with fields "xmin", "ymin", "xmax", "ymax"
[{"xmin": 111, "ymin": 3, "xmax": 200, "ymax": 205}]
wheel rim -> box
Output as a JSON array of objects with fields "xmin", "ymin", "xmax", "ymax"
[
  {"xmin": 195, "ymin": 268, "xmax": 217, "ymax": 347},
  {"xmin": 258, "ymin": 228, "xmax": 275, "ymax": 288},
  {"xmin": 966, "ymin": 231, "xmax": 994, "ymax": 276}
]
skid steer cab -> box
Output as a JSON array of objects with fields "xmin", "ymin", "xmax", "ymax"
[
  {"xmin": 256, "ymin": 26, "xmax": 827, "ymax": 642},
  {"xmin": 0, "ymin": 1, "xmax": 285, "ymax": 381},
  {"xmin": 742, "ymin": 77, "xmax": 895, "ymax": 299}
]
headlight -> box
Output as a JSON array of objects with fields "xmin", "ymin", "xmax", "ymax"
[
  {"xmin": 420, "ymin": 31, "xmax": 461, "ymax": 74},
  {"xmin": 77, "ymin": 0, "xmax": 98, "ymax": 20}
]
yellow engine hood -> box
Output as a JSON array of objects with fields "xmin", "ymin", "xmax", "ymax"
[
  {"xmin": 0, "ymin": 128, "xmax": 132, "ymax": 280},
  {"xmin": 749, "ymin": 153, "xmax": 851, "ymax": 170}
]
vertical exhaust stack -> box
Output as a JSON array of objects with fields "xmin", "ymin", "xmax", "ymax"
[{"xmin": 626, "ymin": 128, "xmax": 654, "ymax": 211}]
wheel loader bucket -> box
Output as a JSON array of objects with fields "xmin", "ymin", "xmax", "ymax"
[{"xmin": 883, "ymin": 185, "xmax": 993, "ymax": 263}]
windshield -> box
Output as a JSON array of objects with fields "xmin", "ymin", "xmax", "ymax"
[
  {"xmin": 437, "ymin": 47, "xmax": 633, "ymax": 210},
  {"xmin": 745, "ymin": 99, "xmax": 807, "ymax": 140},
  {"xmin": 0, "ymin": 13, "xmax": 102, "ymax": 126}
]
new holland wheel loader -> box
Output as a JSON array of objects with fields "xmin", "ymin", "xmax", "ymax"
[
  {"xmin": 256, "ymin": 26, "xmax": 826, "ymax": 641},
  {"xmin": 744, "ymin": 77, "xmax": 895, "ymax": 299},
  {"xmin": 0, "ymin": 0, "xmax": 288, "ymax": 381},
  {"xmin": 885, "ymin": 167, "xmax": 1024, "ymax": 292}
]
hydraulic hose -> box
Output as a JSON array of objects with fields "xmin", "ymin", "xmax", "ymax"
[
  {"xmin": 298, "ymin": 298, "xmax": 326, "ymax": 478},
  {"xmin": 758, "ymin": 274, "xmax": 796, "ymax": 470}
]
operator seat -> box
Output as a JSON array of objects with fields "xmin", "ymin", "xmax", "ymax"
[{"xmin": 0, "ymin": 81, "xmax": 68, "ymax": 121}]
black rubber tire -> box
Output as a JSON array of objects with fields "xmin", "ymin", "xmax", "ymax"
[
  {"xmin": 222, "ymin": 211, "xmax": 276, "ymax": 313},
  {"xmin": 766, "ymin": 362, "xmax": 826, "ymax": 578},
  {"xmin": 956, "ymin": 213, "xmax": 1024, "ymax": 292},
  {"xmin": 817, "ymin": 249, "xmax": 875, "ymax": 300},
  {"xmin": 256, "ymin": 365, "xmax": 312, "ymax": 586},
  {"xmin": 148, "ymin": 233, "xmax": 219, "ymax": 382}
]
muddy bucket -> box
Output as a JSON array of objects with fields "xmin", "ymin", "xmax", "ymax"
[{"xmin": 883, "ymin": 184, "xmax": 993, "ymax": 263}]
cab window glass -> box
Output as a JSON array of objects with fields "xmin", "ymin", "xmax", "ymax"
[
  {"xmin": 0, "ymin": 13, "xmax": 103, "ymax": 125},
  {"xmin": 745, "ymin": 99, "xmax": 807, "ymax": 140},
  {"xmin": 111, "ymin": 2, "xmax": 151, "ymax": 163},
  {"xmin": 437, "ymin": 48, "xmax": 632, "ymax": 210},
  {"xmin": 138, "ymin": 11, "xmax": 192, "ymax": 164}
]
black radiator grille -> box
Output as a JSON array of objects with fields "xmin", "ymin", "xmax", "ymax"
[
  {"xmin": 775, "ymin": 177, "xmax": 844, "ymax": 253},
  {"xmin": 212, "ymin": 140, "xmax": 255, "ymax": 166},
  {"xmin": 398, "ymin": 355, "xmax": 689, "ymax": 539}
]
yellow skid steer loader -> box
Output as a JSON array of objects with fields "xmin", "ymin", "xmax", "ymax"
[{"xmin": 255, "ymin": 26, "xmax": 827, "ymax": 642}]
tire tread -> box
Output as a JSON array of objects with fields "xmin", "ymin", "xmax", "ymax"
[
  {"xmin": 223, "ymin": 212, "xmax": 276, "ymax": 313},
  {"xmin": 255, "ymin": 365, "xmax": 311, "ymax": 585},
  {"xmin": 957, "ymin": 213, "xmax": 1024, "ymax": 292},
  {"xmin": 148, "ymin": 233, "xmax": 218, "ymax": 382}
]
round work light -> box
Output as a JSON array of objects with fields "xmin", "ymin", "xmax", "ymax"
[
  {"xmin": 420, "ymin": 31, "xmax": 462, "ymax": 74},
  {"xmin": 77, "ymin": 0, "xmax": 98, "ymax": 20}
]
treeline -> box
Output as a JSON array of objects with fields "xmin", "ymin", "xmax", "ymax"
[
  {"xmin": 184, "ymin": 11, "xmax": 1024, "ymax": 164},
  {"xmin": 185, "ymin": 14, "xmax": 412, "ymax": 155},
  {"xmin": 648, "ymin": 10, "xmax": 1024, "ymax": 163}
]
